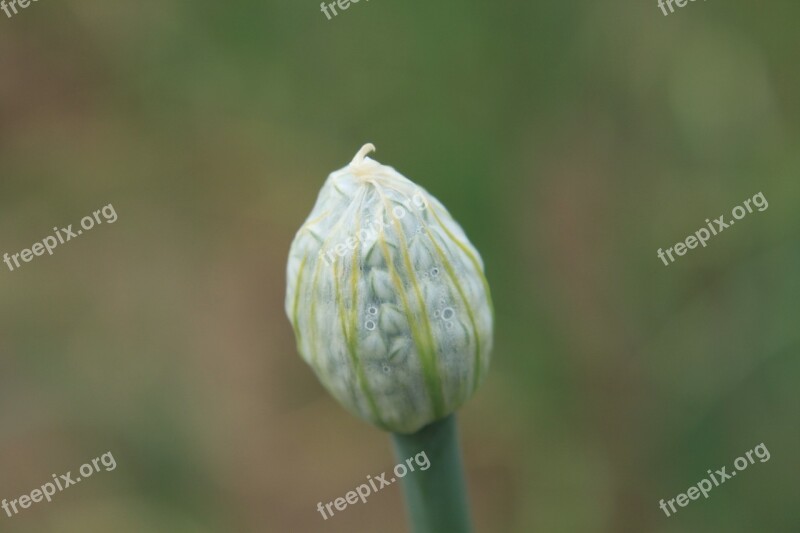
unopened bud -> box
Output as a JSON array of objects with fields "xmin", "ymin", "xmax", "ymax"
[{"xmin": 285, "ymin": 144, "xmax": 493, "ymax": 433}]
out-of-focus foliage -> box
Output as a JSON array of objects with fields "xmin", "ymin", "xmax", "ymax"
[{"xmin": 0, "ymin": 1, "xmax": 798, "ymax": 531}]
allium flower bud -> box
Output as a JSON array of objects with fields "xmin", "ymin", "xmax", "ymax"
[{"xmin": 285, "ymin": 144, "xmax": 493, "ymax": 434}]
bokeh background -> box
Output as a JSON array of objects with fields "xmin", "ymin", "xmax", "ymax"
[{"xmin": 1, "ymin": 0, "xmax": 798, "ymax": 531}]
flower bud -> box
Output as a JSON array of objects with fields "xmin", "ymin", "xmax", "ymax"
[{"xmin": 285, "ymin": 144, "xmax": 493, "ymax": 433}]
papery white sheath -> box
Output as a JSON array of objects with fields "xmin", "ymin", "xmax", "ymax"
[{"xmin": 285, "ymin": 144, "xmax": 493, "ymax": 434}]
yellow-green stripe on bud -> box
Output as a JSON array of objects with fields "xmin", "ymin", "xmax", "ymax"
[{"xmin": 285, "ymin": 144, "xmax": 493, "ymax": 434}]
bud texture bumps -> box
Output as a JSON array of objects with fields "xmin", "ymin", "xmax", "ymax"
[{"xmin": 285, "ymin": 144, "xmax": 493, "ymax": 434}]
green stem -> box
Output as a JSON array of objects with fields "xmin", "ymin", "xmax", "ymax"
[{"xmin": 391, "ymin": 415, "xmax": 472, "ymax": 533}]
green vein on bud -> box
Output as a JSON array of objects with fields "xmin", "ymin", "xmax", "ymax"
[
  {"xmin": 334, "ymin": 258, "xmax": 386, "ymax": 429},
  {"xmin": 422, "ymin": 225, "xmax": 484, "ymax": 395},
  {"xmin": 376, "ymin": 188, "xmax": 446, "ymax": 418}
]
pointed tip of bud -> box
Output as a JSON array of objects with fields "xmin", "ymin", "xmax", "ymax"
[{"xmin": 351, "ymin": 143, "xmax": 377, "ymax": 166}]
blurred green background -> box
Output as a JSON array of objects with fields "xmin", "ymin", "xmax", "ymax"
[{"xmin": 1, "ymin": 0, "xmax": 798, "ymax": 531}]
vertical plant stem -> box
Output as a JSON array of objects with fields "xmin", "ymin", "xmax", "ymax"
[{"xmin": 391, "ymin": 414, "xmax": 472, "ymax": 533}]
